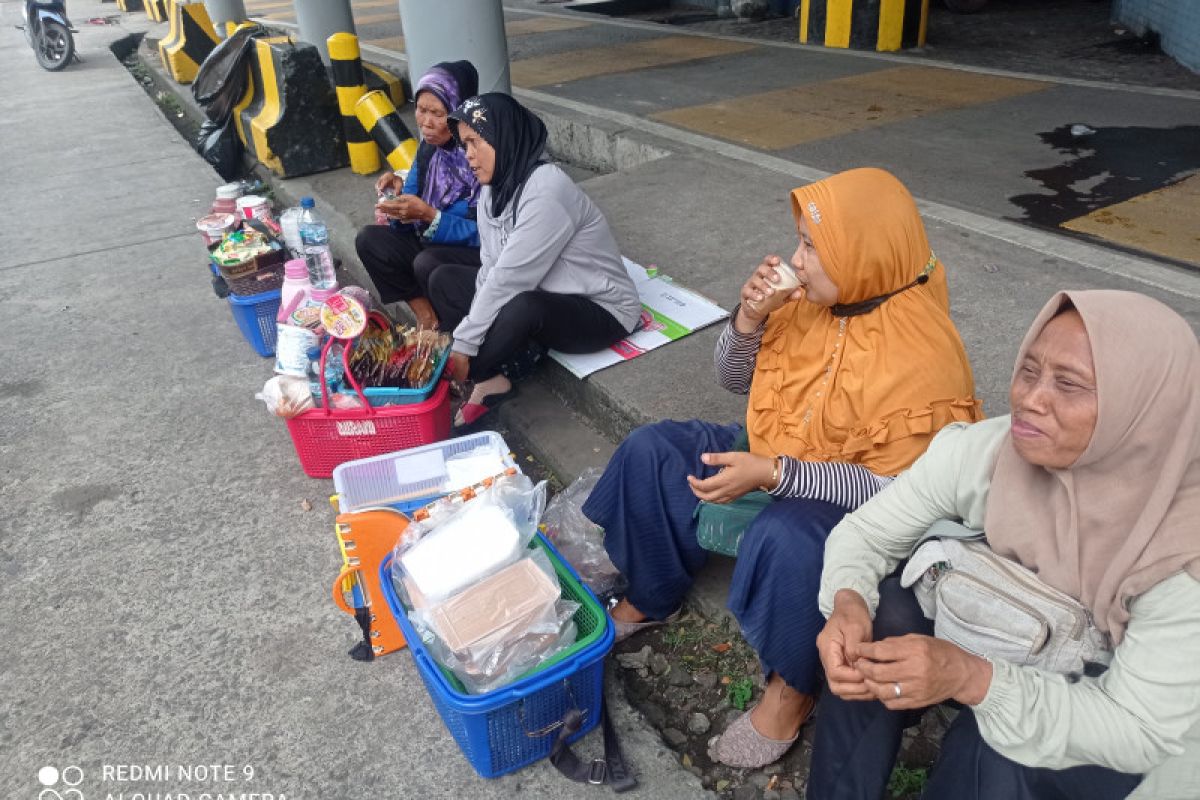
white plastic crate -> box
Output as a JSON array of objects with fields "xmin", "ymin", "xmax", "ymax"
[{"xmin": 332, "ymin": 432, "xmax": 518, "ymax": 515}]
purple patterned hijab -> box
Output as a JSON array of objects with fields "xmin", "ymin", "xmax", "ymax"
[{"xmin": 415, "ymin": 61, "xmax": 480, "ymax": 212}]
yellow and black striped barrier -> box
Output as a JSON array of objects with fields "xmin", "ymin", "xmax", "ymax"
[
  {"xmin": 363, "ymin": 63, "xmax": 406, "ymax": 107},
  {"xmin": 328, "ymin": 33, "xmax": 381, "ymax": 175},
  {"xmin": 158, "ymin": 0, "xmax": 220, "ymax": 84},
  {"xmin": 355, "ymin": 91, "xmax": 418, "ymax": 172},
  {"xmin": 145, "ymin": 0, "xmax": 168, "ymax": 23},
  {"xmin": 232, "ymin": 37, "xmax": 349, "ymax": 177},
  {"xmin": 800, "ymin": 0, "xmax": 928, "ymax": 52},
  {"xmin": 116, "ymin": 0, "xmax": 144, "ymax": 11}
]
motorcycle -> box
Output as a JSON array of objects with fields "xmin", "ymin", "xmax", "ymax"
[{"xmin": 17, "ymin": 0, "xmax": 76, "ymax": 71}]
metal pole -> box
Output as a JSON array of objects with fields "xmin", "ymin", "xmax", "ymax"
[
  {"xmin": 293, "ymin": 0, "xmax": 357, "ymax": 63},
  {"xmin": 397, "ymin": 0, "xmax": 511, "ymax": 96},
  {"xmin": 201, "ymin": 0, "xmax": 247, "ymax": 38}
]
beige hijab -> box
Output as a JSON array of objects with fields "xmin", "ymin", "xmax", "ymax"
[{"xmin": 985, "ymin": 290, "xmax": 1200, "ymax": 643}]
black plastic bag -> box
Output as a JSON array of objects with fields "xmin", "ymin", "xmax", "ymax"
[
  {"xmin": 192, "ymin": 24, "xmax": 266, "ymax": 124},
  {"xmin": 196, "ymin": 117, "xmax": 242, "ymax": 180}
]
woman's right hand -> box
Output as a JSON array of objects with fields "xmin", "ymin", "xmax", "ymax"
[
  {"xmin": 374, "ymin": 171, "xmax": 405, "ymax": 197},
  {"xmin": 817, "ymin": 589, "xmax": 877, "ymax": 701},
  {"xmin": 736, "ymin": 256, "xmax": 803, "ymax": 332}
]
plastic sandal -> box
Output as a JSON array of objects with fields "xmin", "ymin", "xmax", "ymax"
[{"xmin": 453, "ymin": 386, "xmax": 518, "ymax": 429}]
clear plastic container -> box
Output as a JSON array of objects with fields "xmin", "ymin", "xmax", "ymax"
[{"xmin": 279, "ymin": 258, "xmax": 311, "ymax": 322}]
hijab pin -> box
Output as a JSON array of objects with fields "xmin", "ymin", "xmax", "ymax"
[{"xmin": 806, "ymin": 201, "xmax": 822, "ymax": 224}]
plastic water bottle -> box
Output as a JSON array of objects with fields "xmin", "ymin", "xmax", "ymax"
[
  {"xmin": 306, "ymin": 345, "xmax": 344, "ymax": 389},
  {"xmin": 298, "ymin": 197, "xmax": 337, "ymax": 289}
]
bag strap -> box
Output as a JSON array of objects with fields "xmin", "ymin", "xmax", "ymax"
[
  {"xmin": 549, "ymin": 672, "xmax": 637, "ymax": 792},
  {"xmin": 908, "ymin": 518, "xmax": 985, "ymax": 557}
]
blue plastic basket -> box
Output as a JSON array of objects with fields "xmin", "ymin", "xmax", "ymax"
[
  {"xmin": 228, "ymin": 289, "xmax": 281, "ymax": 357},
  {"xmin": 318, "ymin": 347, "xmax": 450, "ymax": 407},
  {"xmin": 381, "ymin": 535, "xmax": 614, "ymax": 778}
]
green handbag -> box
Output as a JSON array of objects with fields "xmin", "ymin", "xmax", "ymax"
[{"xmin": 693, "ymin": 429, "xmax": 775, "ymax": 557}]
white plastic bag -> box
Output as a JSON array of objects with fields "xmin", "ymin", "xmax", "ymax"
[
  {"xmin": 254, "ymin": 375, "xmax": 314, "ymax": 418},
  {"xmin": 415, "ymin": 549, "xmax": 579, "ymax": 694},
  {"xmin": 392, "ymin": 473, "xmax": 547, "ymax": 606},
  {"xmin": 542, "ymin": 468, "xmax": 624, "ymax": 598}
]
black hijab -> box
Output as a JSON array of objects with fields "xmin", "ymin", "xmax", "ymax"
[{"xmin": 449, "ymin": 93, "xmax": 548, "ymax": 221}]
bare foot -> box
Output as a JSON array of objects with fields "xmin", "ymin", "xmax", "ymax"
[
  {"xmin": 467, "ymin": 374, "xmax": 512, "ymax": 406},
  {"xmin": 407, "ymin": 296, "xmax": 439, "ymax": 330},
  {"xmin": 610, "ymin": 597, "xmax": 648, "ymax": 624},
  {"xmin": 749, "ymin": 673, "xmax": 814, "ymax": 741}
]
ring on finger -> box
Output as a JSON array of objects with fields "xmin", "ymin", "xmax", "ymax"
[{"xmin": 893, "ymin": 682, "xmax": 902, "ymax": 699}]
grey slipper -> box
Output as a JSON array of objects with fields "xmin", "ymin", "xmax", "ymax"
[
  {"xmin": 708, "ymin": 708, "xmax": 799, "ymax": 769},
  {"xmin": 612, "ymin": 608, "xmax": 682, "ymax": 644}
]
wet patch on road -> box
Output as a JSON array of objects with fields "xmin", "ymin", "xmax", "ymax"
[
  {"xmin": 1010, "ymin": 124, "xmax": 1200, "ymax": 267},
  {"xmin": 50, "ymin": 483, "xmax": 124, "ymax": 520}
]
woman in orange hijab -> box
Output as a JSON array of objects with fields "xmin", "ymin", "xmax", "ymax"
[{"xmin": 582, "ymin": 167, "xmax": 983, "ymax": 767}]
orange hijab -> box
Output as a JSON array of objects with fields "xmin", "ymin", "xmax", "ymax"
[{"xmin": 747, "ymin": 168, "xmax": 983, "ymax": 476}]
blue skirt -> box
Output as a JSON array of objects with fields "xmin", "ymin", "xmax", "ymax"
[{"xmin": 582, "ymin": 419, "xmax": 849, "ymax": 694}]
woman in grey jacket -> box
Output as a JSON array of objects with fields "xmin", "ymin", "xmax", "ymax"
[{"xmin": 434, "ymin": 93, "xmax": 641, "ymax": 427}]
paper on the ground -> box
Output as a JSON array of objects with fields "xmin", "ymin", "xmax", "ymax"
[{"xmin": 548, "ymin": 258, "xmax": 730, "ymax": 379}]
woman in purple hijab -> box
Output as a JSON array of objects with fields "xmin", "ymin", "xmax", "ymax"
[{"xmin": 354, "ymin": 60, "xmax": 481, "ymax": 329}]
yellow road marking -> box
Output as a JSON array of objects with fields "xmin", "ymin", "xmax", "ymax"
[
  {"xmin": 512, "ymin": 35, "xmax": 755, "ymax": 88},
  {"xmin": 243, "ymin": 0, "xmax": 294, "ymax": 11},
  {"xmin": 364, "ymin": 35, "xmax": 405, "ymax": 53},
  {"xmin": 1062, "ymin": 173, "xmax": 1200, "ymax": 266},
  {"xmin": 651, "ymin": 65, "xmax": 1047, "ymax": 150},
  {"xmin": 506, "ymin": 17, "xmax": 592, "ymax": 36},
  {"xmin": 353, "ymin": 10, "xmax": 401, "ymax": 25}
]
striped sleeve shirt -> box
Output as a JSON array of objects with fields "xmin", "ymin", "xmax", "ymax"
[{"xmin": 713, "ymin": 307, "xmax": 895, "ymax": 510}]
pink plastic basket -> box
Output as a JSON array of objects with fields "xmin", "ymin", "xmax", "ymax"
[{"xmin": 285, "ymin": 355, "xmax": 452, "ymax": 478}]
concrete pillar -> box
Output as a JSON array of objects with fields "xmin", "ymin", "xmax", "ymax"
[
  {"xmin": 799, "ymin": 0, "xmax": 928, "ymax": 52},
  {"xmin": 202, "ymin": 0, "xmax": 246, "ymax": 38},
  {"xmin": 294, "ymin": 0, "xmax": 356, "ymax": 63},
  {"xmin": 397, "ymin": 0, "xmax": 511, "ymax": 96}
]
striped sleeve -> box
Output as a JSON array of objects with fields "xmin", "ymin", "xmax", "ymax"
[
  {"xmin": 768, "ymin": 459, "xmax": 894, "ymax": 510},
  {"xmin": 714, "ymin": 306, "xmax": 764, "ymax": 394}
]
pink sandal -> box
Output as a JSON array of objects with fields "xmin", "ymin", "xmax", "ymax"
[{"xmin": 453, "ymin": 387, "xmax": 518, "ymax": 429}]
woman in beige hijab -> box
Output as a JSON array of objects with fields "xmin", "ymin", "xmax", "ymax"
[{"xmin": 807, "ymin": 290, "xmax": 1200, "ymax": 799}]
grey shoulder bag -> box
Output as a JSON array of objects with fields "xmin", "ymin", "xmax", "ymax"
[{"xmin": 901, "ymin": 520, "xmax": 1111, "ymax": 676}]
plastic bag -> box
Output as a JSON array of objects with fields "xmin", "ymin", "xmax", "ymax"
[
  {"xmin": 415, "ymin": 549, "xmax": 580, "ymax": 694},
  {"xmin": 192, "ymin": 24, "xmax": 266, "ymax": 124},
  {"xmin": 393, "ymin": 474, "xmax": 547, "ymax": 606},
  {"xmin": 444, "ymin": 444, "xmax": 511, "ymax": 491},
  {"xmin": 195, "ymin": 118, "xmax": 242, "ymax": 182},
  {"xmin": 542, "ymin": 468, "xmax": 624, "ymax": 598},
  {"xmin": 255, "ymin": 375, "xmax": 314, "ymax": 418}
]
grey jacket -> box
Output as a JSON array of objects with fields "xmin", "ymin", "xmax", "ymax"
[{"xmin": 450, "ymin": 164, "xmax": 642, "ymax": 357}]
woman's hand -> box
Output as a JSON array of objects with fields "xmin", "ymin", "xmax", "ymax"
[
  {"xmin": 375, "ymin": 194, "xmax": 436, "ymax": 224},
  {"xmin": 375, "ymin": 172, "xmax": 405, "ymax": 197},
  {"xmin": 448, "ymin": 352, "xmax": 470, "ymax": 383},
  {"xmin": 735, "ymin": 256, "xmax": 804, "ymax": 332},
  {"xmin": 818, "ymin": 589, "xmax": 877, "ymax": 701},
  {"xmin": 853, "ymin": 634, "xmax": 993, "ymax": 710},
  {"xmin": 686, "ymin": 451, "xmax": 775, "ymax": 504}
]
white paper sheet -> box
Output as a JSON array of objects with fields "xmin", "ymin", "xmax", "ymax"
[{"xmin": 548, "ymin": 258, "xmax": 730, "ymax": 379}]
